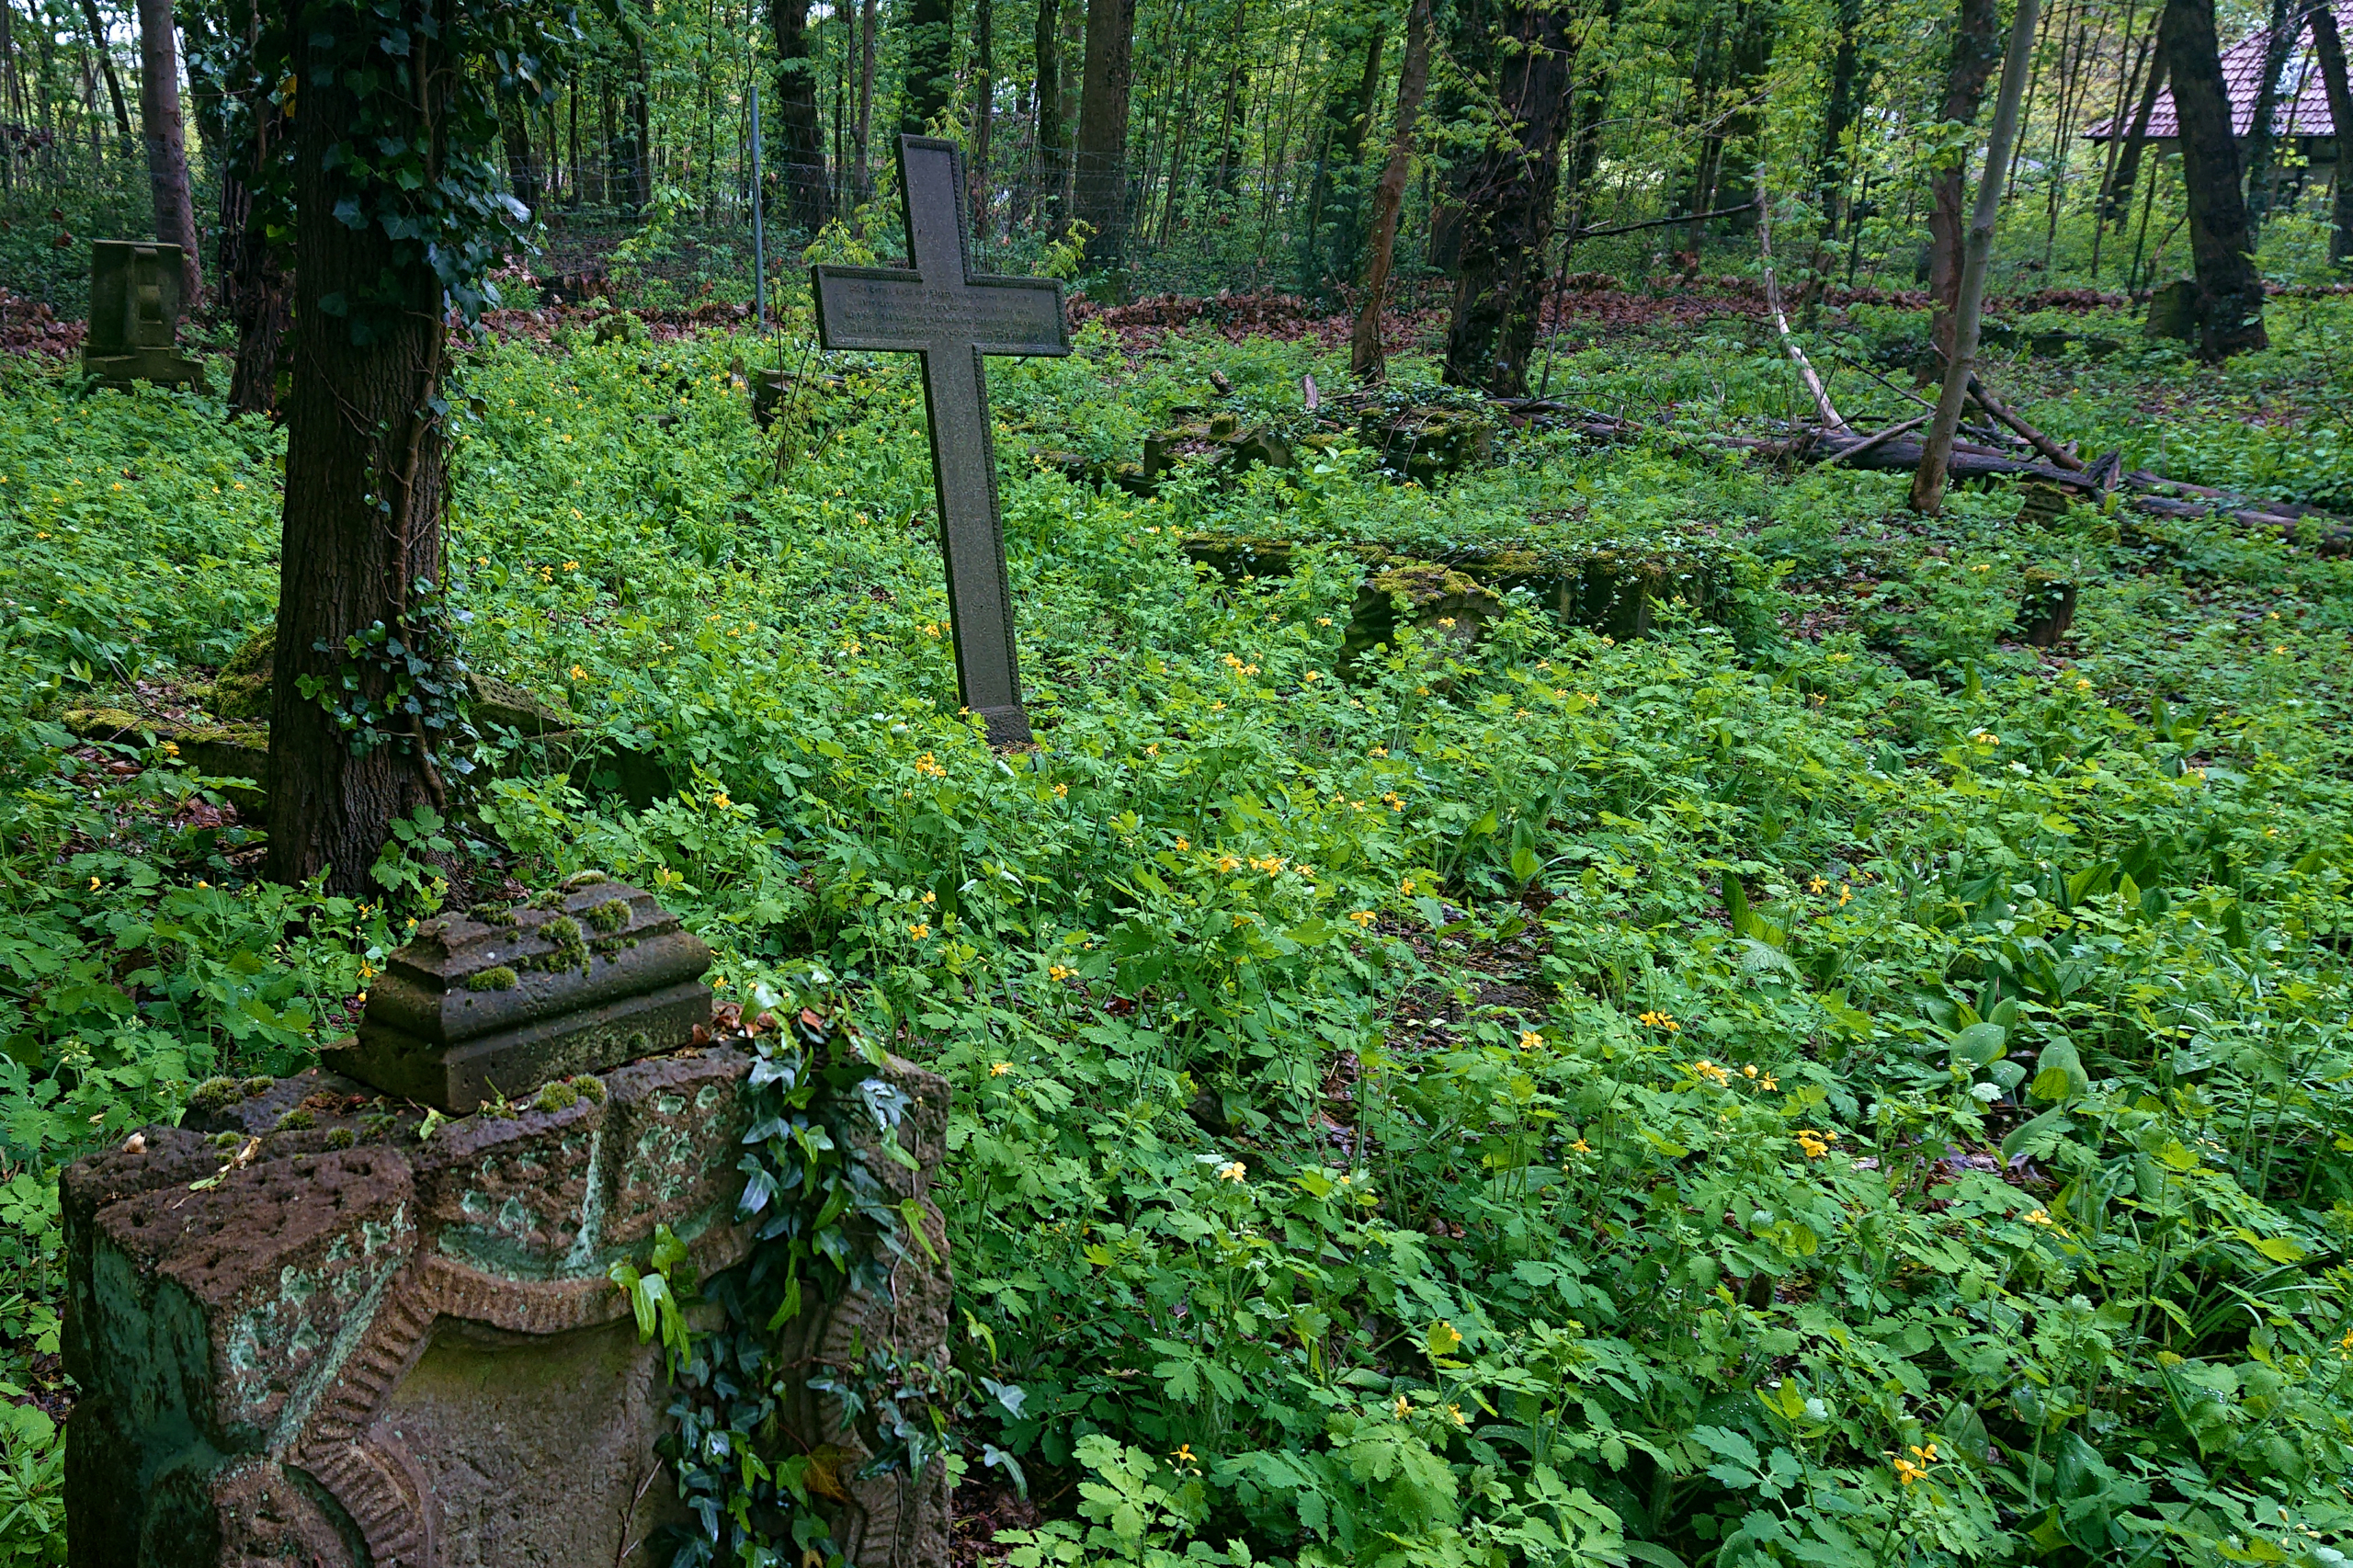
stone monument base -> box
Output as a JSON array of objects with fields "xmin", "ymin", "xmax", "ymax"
[{"xmin": 63, "ymin": 1042, "xmax": 950, "ymax": 1567}]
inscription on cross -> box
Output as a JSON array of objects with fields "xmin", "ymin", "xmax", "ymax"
[{"xmin": 813, "ymin": 134, "xmax": 1072, "ymax": 747}]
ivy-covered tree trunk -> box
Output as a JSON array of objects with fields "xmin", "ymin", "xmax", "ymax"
[
  {"xmin": 2313, "ymin": 0, "xmax": 2353, "ymax": 263},
  {"xmin": 1926, "ymin": 0, "xmax": 2002, "ymax": 364},
  {"xmin": 1074, "ymin": 0, "xmax": 1137, "ymax": 282},
  {"xmin": 901, "ymin": 0, "xmax": 955, "ymax": 133},
  {"xmin": 2162, "ymin": 0, "xmax": 2267, "ymax": 358},
  {"xmin": 266, "ymin": 2, "xmax": 454, "ymax": 894},
  {"xmin": 1439, "ymin": 0, "xmax": 1576, "ymax": 394},
  {"xmin": 769, "ymin": 0, "xmax": 829, "ymax": 228}
]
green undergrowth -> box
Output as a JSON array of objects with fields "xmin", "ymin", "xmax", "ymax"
[{"xmin": 2, "ymin": 306, "xmax": 2352, "ymax": 1568}]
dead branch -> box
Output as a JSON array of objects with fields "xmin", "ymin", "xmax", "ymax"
[{"xmin": 1754, "ymin": 178, "xmax": 1845, "ymax": 431}]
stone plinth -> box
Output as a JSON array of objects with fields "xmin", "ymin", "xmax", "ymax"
[
  {"xmin": 63, "ymin": 1040, "xmax": 952, "ymax": 1567},
  {"xmin": 329, "ymin": 878, "xmax": 712, "ymax": 1112},
  {"xmin": 80, "ymin": 240, "xmax": 207, "ymax": 391}
]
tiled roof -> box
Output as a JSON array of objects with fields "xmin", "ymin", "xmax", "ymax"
[{"xmin": 2086, "ymin": 0, "xmax": 2350, "ymax": 139}]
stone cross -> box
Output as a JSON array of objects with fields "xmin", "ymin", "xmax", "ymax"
[{"xmin": 813, "ymin": 134, "xmax": 1071, "ymax": 748}]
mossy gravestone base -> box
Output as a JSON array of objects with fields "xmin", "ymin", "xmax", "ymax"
[{"xmin": 62, "ymin": 887, "xmax": 953, "ymax": 1568}]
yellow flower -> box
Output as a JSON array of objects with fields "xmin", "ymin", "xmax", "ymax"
[
  {"xmin": 1211, "ymin": 699, "xmax": 1225, "ymax": 710},
  {"xmin": 161, "ymin": 740, "xmax": 180, "ymax": 757},
  {"xmin": 1972, "ymin": 730, "xmax": 1997, "ymax": 744},
  {"xmin": 914, "ymin": 752, "xmax": 946, "ymax": 778},
  {"xmin": 1637, "ymin": 1010, "xmax": 1679, "ymax": 1032},
  {"xmin": 1449, "ymin": 1403, "xmax": 1466, "ymax": 1426},
  {"xmin": 88, "ymin": 876, "xmax": 101, "ymax": 891},
  {"xmin": 1384, "ymin": 793, "xmax": 1404, "ymax": 811},
  {"xmin": 1218, "ymin": 1161, "xmax": 1246, "ymax": 1181},
  {"xmin": 1394, "ymin": 1395, "xmax": 1412, "ymax": 1418},
  {"xmin": 1349, "ymin": 910, "xmax": 1376, "ymax": 926},
  {"xmin": 1838, "ymin": 884, "xmax": 1851, "ymax": 906},
  {"xmin": 1687, "ymin": 1059, "xmax": 1730, "ymax": 1085},
  {"xmin": 1049, "ymin": 963, "xmax": 1074, "ymax": 982},
  {"xmin": 1052, "ymin": 782, "xmax": 1068, "ymax": 799},
  {"xmin": 1795, "ymin": 1130, "xmax": 1833, "ymax": 1159},
  {"xmin": 1171, "ymin": 1443, "xmax": 1196, "ymax": 1466},
  {"xmin": 563, "ymin": 561, "xmax": 578, "ymax": 571},
  {"xmin": 2024, "ymin": 1208, "xmax": 2052, "ymax": 1226},
  {"xmin": 1518, "ymin": 1030, "xmax": 1543, "ymax": 1051},
  {"xmin": 1317, "ymin": 617, "xmax": 1333, "ymax": 627},
  {"xmin": 1807, "ymin": 876, "xmax": 1826, "ymax": 893},
  {"xmin": 1400, "ymin": 879, "xmax": 1415, "ymax": 895},
  {"xmin": 1893, "ymin": 1456, "xmax": 1927, "ymax": 1487},
  {"xmin": 1569, "ymin": 1137, "xmax": 1591, "ymax": 1153},
  {"xmin": 907, "ymin": 922, "xmax": 930, "ymax": 938},
  {"xmin": 1761, "ymin": 1074, "xmax": 1779, "ymax": 1090},
  {"xmin": 711, "ymin": 791, "xmax": 732, "ymax": 809},
  {"xmin": 1742, "ymin": 1063, "xmax": 1758, "ymax": 1078},
  {"xmin": 1173, "ymin": 837, "xmax": 1189, "ymax": 851},
  {"xmin": 2075, "ymin": 677, "xmax": 2093, "ymax": 691},
  {"xmin": 1217, "ymin": 855, "xmax": 1242, "ymax": 873},
  {"xmin": 990, "ymin": 1062, "xmax": 1012, "ymax": 1076},
  {"xmin": 1302, "ymin": 670, "xmax": 1321, "ymax": 683},
  {"xmin": 1370, "ymin": 746, "xmax": 1388, "ymax": 757},
  {"xmin": 569, "ymin": 665, "xmax": 587, "ymax": 680},
  {"xmin": 923, "ymin": 621, "xmax": 942, "ymax": 637},
  {"xmin": 1145, "ymin": 743, "xmax": 1159, "ymax": 756}
]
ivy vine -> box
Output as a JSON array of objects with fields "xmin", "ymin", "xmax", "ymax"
[
  {"xmin": 609, "ymin": 998, "xmax": 950, "ymax": 1568},
  {"xmin": 292, "ymin": 577, "xmax": 477, "ymax": 776}
]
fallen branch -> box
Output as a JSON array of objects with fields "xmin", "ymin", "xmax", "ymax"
[
  {"xmin": 1826, "ymin": 414, "xmax": 1931, "ymax": 467},
  {"xmin": 1566, "ymin": 204, "xmax": 1756, "ymax": 243},
  {"xmin": 1754, "ymin": 178, "xmax": 1845, "ymax": 432},
  {"xmin": 1967, "ymin": 374, "xmax": 2085, "ymax": 471}
]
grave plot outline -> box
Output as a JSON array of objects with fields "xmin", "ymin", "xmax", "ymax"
[{"xmin": 811, "ymin": 134, "xmax": 1072, "ymax": 748}]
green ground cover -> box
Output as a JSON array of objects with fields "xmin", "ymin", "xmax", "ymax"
[{"xmin": 3, "ymin": 300, "xmax": 2352, "ymax": 1567}]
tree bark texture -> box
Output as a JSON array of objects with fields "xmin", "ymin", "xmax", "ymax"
[
  {"xmin": 1926, "ymin": 0, "xmax": 2002, "ymax": 363},
  {"xmin": 2313, "ymin": 0, "xmax": 2353, "ymax": 262},
  {"xmin": 1074, "ymin": 0, "xmax": 1138, "ymax": 278},
  {"xmin": 1912, "ymin": 0, "xmax": 2040, "ymax": 513},
  {"xmin": 2163, "ymin": 0, "xmax": 2268, "ymax": 357},
  {"xmin": 769, "ymin": 0, "xmax": 830, "ymax": 227},
  {"xmin": 267, "ymin": 8, "xmax": 452, "ymax": 894},
  {"xmin": 855, "ymin": 0, "xmax": 876, "ymax": 199},
  {"xmin": 136, "ymin": 0, "xmax": 200, "ymax": 302},
  {"xmin": 1350, "ymin": 0, "xmax": 1430, "ymax": 381},
  {"xmin": 901, "ymin": 0, "xmax": 955, "ymax": 134},
  {"xmin": 1439, "ymin": 0, "xmax": 1576, "ymax": 394}
]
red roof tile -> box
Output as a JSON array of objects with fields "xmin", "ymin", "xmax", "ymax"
[{"xmin": 2087, "ymin": 1, "xmax": 2350, "ymax": 139}]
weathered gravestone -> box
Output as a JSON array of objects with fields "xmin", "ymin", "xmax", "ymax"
[
  {"xmin": 81, "ymin": 239, "xmax": 208, "ymax": 391},
  {"xmin": 812, "ymin": 134, "xmax": 1071, "ymax": 748},
  {"xmin": 63, "ymin": 878, "xmax": 953, "ymax": 1567}
]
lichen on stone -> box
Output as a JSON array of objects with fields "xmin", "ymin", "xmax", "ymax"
[
  {"xmin": 324, "ymin": 1126, "xmax": 357, "ymax": 1150},
  {"xmin": 531, "ymin": 1079, "xmax": 581, "ymax": 1114},
  {"xmin": 272, "ymin": 1108, "xmax": 315, "ymax": 1132},
  {"xmin": 571, "ymin": 1074, "xmax": 608, "ymax": 1105},
  {"xmin": 563, "ymin": 869, "xmax": 616, "ymax": 890},
  {"xmin": 584, "ymin": 898, "xmax": 631, "ymax": 934},
  {"xmin": 467, "ymin": 966, "xmax": 520, "ymax": 993},
  {"xmin": 242, "ymin": 1075, "xmax": 276, "ymax": 1098},
  {"xmin": 534, "ymin": 915, "xmax": 590, "ymax": 975}
]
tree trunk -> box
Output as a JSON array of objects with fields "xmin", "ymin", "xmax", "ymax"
[
  {"xmin": 136, "ymin": 0, "xmax": 200, "ymax": 303},
  {"xmin": 1031, "ymin": 0, "xmax": 1061, "ymax": 224},
  {"xmin": 1440, "ymin": 0, "xmax": 1576, "ymax": 393},
  {"xmin": 497, "ymin": 81, "xmax": 540, "ymax": 219},
  {"xmin": 1350, "ymin": 0, "xmax": 1429, "ymax": 381},
  {"xmin": 1912, "ymin": 0, "xmax": 2040, "ymax": 514},
  {"xmin": 267, "ymin": 6, "xmax": 452, "ymax": 894},
  {"xmin": 1815, "ymin": 0, "xmax": 1865, "ymax": 231},
  {"xmin": 770, "ymin": 0, "xmax": 828, "ymax": 227},
  {"xmin": 78, "ymin": 0, "xmax": 130, "ymax": 140},
  {"xmin": 2103, "ymin": 10, "xmax": 2169, "ymax": 222},
  {"xmin": 970, "ymin": 0, "xmax": 994, "ymax": 235},
  {"xmin": 1211, "ymin": 0, "xmax": 1245, "ymax": 193},
  {"xmin": 2313, "ymin": 0, "xmax": 2353, "ymax": 263},
  {"xmin": 2240, "ymin": 0, "xmax": 2302, "ymax": 233},
  {"xmin": 1058, "ymin": 0, "xmax": 1084, "ymax": 214},
  {"xmin": 2164, "ymin": 0, "xmax": 2268, "ymax": 357},
  {"xmin": 1074, "ymin": 0, "xmax": 1137, "ymax": 282},
  {"xmin": 1926, "ymin": 0, "xmax": 2003, "ymax": 364},
  {"xmin": 854, "ymin": 0, "xmax": 876, "ymax": 200},
  {"xmin": 222, "ymin": 0, "xmax": 289, "ymax": 417},
  {"xmin": 901, "ymin": 0, "xmax": 954, "ymax": 134},
  {"xmin": 1563, "ymin": 0, "xmax": 1624, "ymax": 239}
]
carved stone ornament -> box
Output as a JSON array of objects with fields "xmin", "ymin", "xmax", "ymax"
[{"xmin": 63, "ymin": 1036, "xmax": 952, "ymax": 1567}]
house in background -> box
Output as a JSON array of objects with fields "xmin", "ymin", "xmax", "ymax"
[{"xmin": 2087, "ymin": 1, "xmax": 2349, "ymax": 202}]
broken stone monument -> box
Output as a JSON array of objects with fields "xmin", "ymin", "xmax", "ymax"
[
  {"xmin": 63, "ymin": 879, "xmax": 952, "ymax": 1567},
  {"xmin": 81, "ymin": 239, "xmax": 208, "ymax": 391}
]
